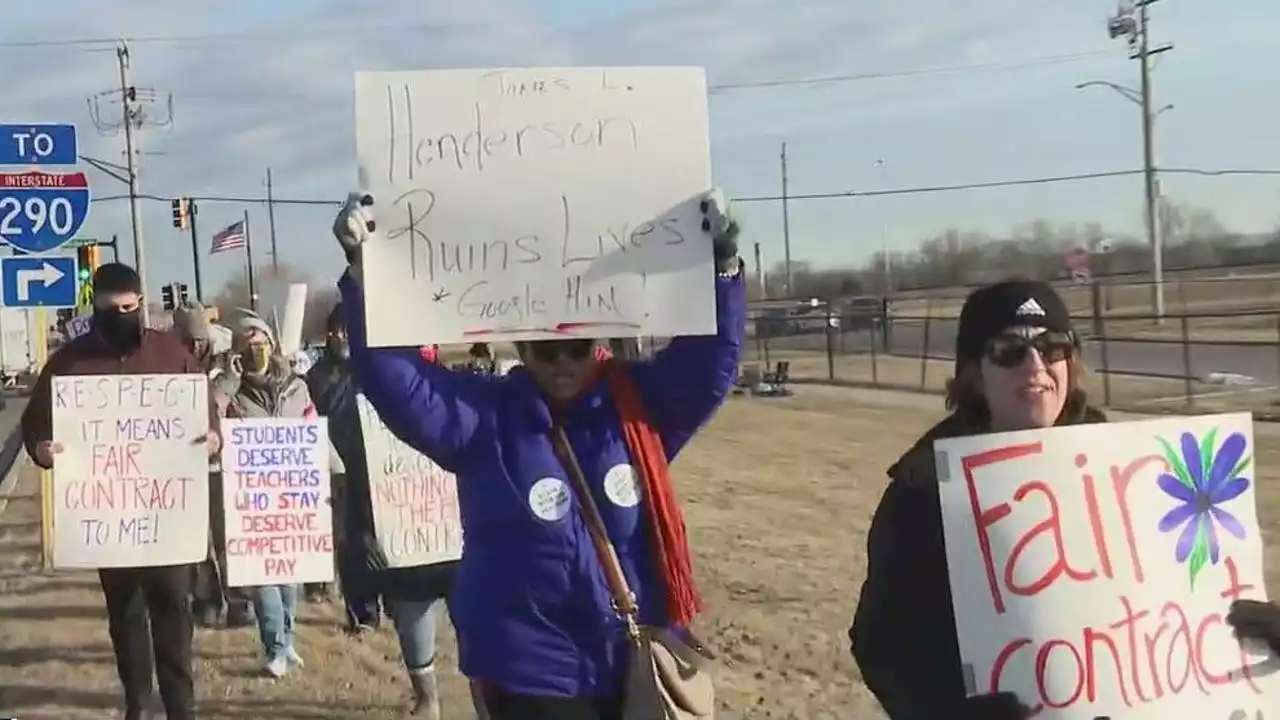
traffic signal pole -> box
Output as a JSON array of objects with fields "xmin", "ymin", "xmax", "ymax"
[{"xmin": 188, "ymin": 199, "xmax": 204, "ymax": 302}]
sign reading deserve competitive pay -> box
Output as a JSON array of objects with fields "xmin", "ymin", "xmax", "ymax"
[{"xmin": 220, "ymin": 417, "xmax": 333, "ymax": 587}]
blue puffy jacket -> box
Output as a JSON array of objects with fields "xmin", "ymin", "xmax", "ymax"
[{"xmin": 339, "ymin": 270, "xmax": 745, "ymax": 697}]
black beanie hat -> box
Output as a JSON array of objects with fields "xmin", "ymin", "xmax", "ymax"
[
  {"xmin": 93, "ymin": 263, "xmax": 142, "ymax": 295},
  {"xmin": 326, "ymin": 303, "xmax": 345, "ymax": 333},
  {"xmin": 954, "ymin": 278, "xmax": 1074, "ymax": 375}
]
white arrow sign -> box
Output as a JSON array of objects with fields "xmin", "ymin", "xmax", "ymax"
[{"xmin": 15, "ymin": 261, "xmax": 65, "ymax": 302}]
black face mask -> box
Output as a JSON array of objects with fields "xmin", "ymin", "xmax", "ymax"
[{"xmin": 93, "ymin": 308, "xmax": 143, "ymax": 350}]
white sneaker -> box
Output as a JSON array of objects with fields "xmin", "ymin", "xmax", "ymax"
[
  {"xmin": 265, "ymin": 655, "xmax": 288, "ymax": 678},
  {"xmin": 286, "ymin": 646, "xmax": 305, "ymax": 668}
]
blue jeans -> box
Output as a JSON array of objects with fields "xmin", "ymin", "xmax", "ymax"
[
  {"xmin": 252, "ymin": 584, "xmax": 299, "ymax": 659},
  {"xmin": 387, "ymin": 597, "xmax": 445, "ymax": 671}
]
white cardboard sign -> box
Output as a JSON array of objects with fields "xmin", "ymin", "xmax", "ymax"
[
  {"xmin": 935, "ymin": 412, "xmax": 1276, "ymax": 719},
  {"xmin": 354, "ymin": 66, "xmax": 715, "ymax": 346},
  {"xmin": 50, "ymin": 374, "xmax": 211, "ymax": 568},
  {"xmin": 357, "ymin": 395, "xmax": 463, "ymax": 567},
  {"xmin": 220, "ymin": 417, "xmax": 334, "ymax": 586}
]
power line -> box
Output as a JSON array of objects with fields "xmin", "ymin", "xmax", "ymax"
[
  {"xmin": 0, "ymin": 29, "xmax": 1122, "ymax": 94},
  {"xmin": 85, "ymin": 166, "xmax": 1280, "ymax": 208}
]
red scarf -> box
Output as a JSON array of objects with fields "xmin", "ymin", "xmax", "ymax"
[{"xmin": 604, "ymin": 360, "xmax": 703, "ymax": 627}]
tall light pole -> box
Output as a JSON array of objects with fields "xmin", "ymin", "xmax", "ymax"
[
  {"xmin": 780, "ymin": 142, "xmax": 793, "ymax": 296},
  {"xmin": 873, "ymin": 158, "xmax": 891, "ymax": 292},
  {"xmin": 1099, "ymin": 0, "xmax": 1173, "ymax": 322}
]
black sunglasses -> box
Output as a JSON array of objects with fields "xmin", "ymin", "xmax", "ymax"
[
  {"xmin": 984, "ymin": 331, "xmax": 1076, "ymax": 368},
  {"xmin": 527, "ymin": 339, "xmax": 594, "ymax": 363}
]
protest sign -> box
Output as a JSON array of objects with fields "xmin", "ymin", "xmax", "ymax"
[
  {"xmin": 357, "ymin": 395, "xmax": 462, "ymax": 567},
  {"xmin": 221, "ymin": 417, "xmax": 333, "ymax": 586},
  {"xmin": 354, "ymin": 66, "xmax": 714, "ymax": 346},
  {"xmin": 50, "ymin": 374, "xmax": 209, "ymax": 568},
  {"xmin": 936, "ymin": 412, "xmax": 1276, "ymax": 719}
]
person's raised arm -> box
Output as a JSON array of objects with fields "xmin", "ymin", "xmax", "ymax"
[
  {"xmin": 338, "ymin": 271, "xmax": 490, "ymax": 473},
  {"xmin": 628, "ymin": 189, "xmax": 746, "ymax": 459},
  {"xmin": 628, "ymin": 269, "xmax": 745, "ymax": 459}
]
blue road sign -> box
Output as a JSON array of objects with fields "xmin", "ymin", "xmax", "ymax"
[
  {"xmin": 0, "ymin": 171, "xmax": 91, "ymax": 253},
  {"xmin": 1, "ymin": 255, "xmax": 79, "ymax": 308},
  {"xmin": 0, "ymin": 123, "xmax": 78, "ymax": 166}
]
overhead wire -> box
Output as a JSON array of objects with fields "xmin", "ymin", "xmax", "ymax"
[{"xmin": 83, "ymin": 166, "xmax": 1280, "ymax": 207}]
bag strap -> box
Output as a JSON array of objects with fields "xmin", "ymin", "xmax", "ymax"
[{"xmin": 549, "ymin": 424, "xmax": 644, "ymax": 635}]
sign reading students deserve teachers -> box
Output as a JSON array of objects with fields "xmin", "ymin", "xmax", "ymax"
[
  {"xmin": 50, "ymin": 374, "xmax": 210, "ymax": 568},
  {"xmin": 220, "ymin": 417, "xmax": 333, "ymax": 587},
  {"xmin": 354, "ymin": 66, "xmax": 714, "ymax": 347},
  {"xmin": 935, "ymin": 412, "xmax": 1277, "ymax": 720}
]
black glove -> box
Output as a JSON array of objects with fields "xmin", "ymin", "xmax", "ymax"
[
  {"xmin": 1227, "ymin": 599, "xmax": 1280, "ymax": 653},
  {"xmin": 958, "ymin": 692, "xmax": 1033, "ymax": 720},
  {"xmin": 698, "ymin": 189, "xmax": 740, "ymax": 267}
]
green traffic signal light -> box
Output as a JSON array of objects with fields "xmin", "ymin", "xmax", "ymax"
[{"xmin": 78, "ymin": 268, "xmax": 91, "ymax": 281}]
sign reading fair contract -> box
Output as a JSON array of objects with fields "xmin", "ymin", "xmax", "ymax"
[
  {"xmin": 353, "ymin": 67, "xmax": 714, "ymax": 346},
  {"xmin": 221, "ymin": 417, "xmax": 333, "ymax": 586},
  {"xmin": 358, "ymin": 396, "xmax": 462, "ymax": 567},
  {"xmin": 935, "ymin": 413, "xmax": 1277, "ymax": 719},
  {"xmin": 50, "ymin": 374, "xmax": 209, "ymax": 568}
]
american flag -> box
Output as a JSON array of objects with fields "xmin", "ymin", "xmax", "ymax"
[{"xmin": 210, "ymin": 221, "xmax": 247, "ymax": 254}]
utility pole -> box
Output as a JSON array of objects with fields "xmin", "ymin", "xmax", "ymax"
[
  {"xmin": 266, "ymin": 168, "xmax": 280, "ymax": 275},
  {"xmin": 873, "ymin": 158, "xmax": 891, "ymax": 293},
  {"xmin": 188, "ymin": 200, "xmax": 204, "ymax": 302},
  {"xmin": 780, "ymin": 142, "xmax": 793, "ymax": 297},
  {"xmin": 752, "ymin": 240, "xmax": 762, "ymax": 297},
  {"xmin": 1104, "ymin": 0, "xmax": 1173, "ymax": 322},
  {"xmin": 88, "ymin": 40, "xmax": 174, "ymax": 326}
]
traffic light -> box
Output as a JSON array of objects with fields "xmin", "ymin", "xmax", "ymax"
[
  {"xmin": 161, "ymin": 282, "xmax": 190, "ymax": 311},
  {"xmin": 76, "ymin": 244, "xmax": 100, "ymax": 283},
  {"xmin": 171, "ymin": 198, "xmax": 190, "ymax": 229}
]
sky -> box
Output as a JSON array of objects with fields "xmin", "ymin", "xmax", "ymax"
[{"xmin": 2, "ymin": 0, "xmax": 1278, "ymax": 297}]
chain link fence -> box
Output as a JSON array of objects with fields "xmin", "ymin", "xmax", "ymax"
[{"xmin": 744, "ymin": 273, "xmax": 1280, "ymax": 418}]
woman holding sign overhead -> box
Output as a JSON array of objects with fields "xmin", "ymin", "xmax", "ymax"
[
  {"xmin": 849, "ymin": 279, "xmax": 1108, "ymax": 720},
  {"xmin": 331, "ymin": 189, "xmax": 742, "ymax": 719}
]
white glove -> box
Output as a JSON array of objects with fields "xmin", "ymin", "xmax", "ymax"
[{"xmin": 332, "ymin": 192, "xmax": 378, "ymax": 265}]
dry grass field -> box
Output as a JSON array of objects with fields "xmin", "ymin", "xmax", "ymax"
[{"xmin": 5, "ymin": 386, "xmax": 1280, "ymax": 719}]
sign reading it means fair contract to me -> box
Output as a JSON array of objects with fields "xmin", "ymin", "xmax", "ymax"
[
  {"xmin": 935, "ymin": 412, "xmax": 1278, "ymax": 720},
  {"xmin": 50, "ymin": 374, "xmax": 210, "ymax": 568},
  {"xmin": 221, "ymin": 416, "xmax": 333, "ymax": 586},
  {"xmin": 358, "ymin": 395, "xmax": 462, "ymax": 567},
  {"xmin": 354, "ymin": 66, "xmax": 715, "ymax": 347}
]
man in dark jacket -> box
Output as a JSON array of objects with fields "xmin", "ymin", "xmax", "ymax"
[
  {"xmin": 305, "ymin": 306, "xmax": 379, "ymax": 630},
  {"xmin": 850, "ymin": 279, "xmax": 1106, "ymax": 720},
  {"xmin": 22, "ymin": 264, "xmax": 220, "ymax": 720},
  {"xmin": 307, "ymin": 304, "xmax": 467, "ymax": 717}
]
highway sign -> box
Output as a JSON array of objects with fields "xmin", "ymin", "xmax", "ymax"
[
  {"xmin": 0, "ymin": 171, "xmax": 91, "ymax": 253},
  {"xmin": 0, "ymin": 124, "xmax": 78, "ymax": 166},
  {"xmin": 1, "ymin": 255, "xmax": 78, "ymax": 308}
]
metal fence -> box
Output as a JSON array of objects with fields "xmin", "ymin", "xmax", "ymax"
[{"xmin": 745, "ymin": 282, "xmax": 1280, "ymax": 417}]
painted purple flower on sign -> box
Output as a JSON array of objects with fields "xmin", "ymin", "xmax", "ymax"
[{"xmin": 1155, "ymin": 429, "xmax": 1252, "ymax": 588}]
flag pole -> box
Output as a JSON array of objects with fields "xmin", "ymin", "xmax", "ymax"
[{"xmin": 243, "ymin": 209, "xmax": 257, "ymax": 311}]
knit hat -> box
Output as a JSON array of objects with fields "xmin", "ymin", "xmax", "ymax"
[
  {"xmin": 954, "ymin": 278, "xmax": 1074, "ymax": 374},
  {"xmin": 93, "ymin": 263, "xmax": 142, "ymax": 295},
  {"xmin": 227, "ymin": 308, "xmax": 276, "ymax": 348}
]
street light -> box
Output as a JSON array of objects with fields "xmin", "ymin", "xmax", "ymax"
[
  {"xmin": 873, "ymin": 158, "xmax": 890, "ymax": 293},
  {"xmin": 1084, "ymin": 0, "xmax": 1173, "ymax": 323}
]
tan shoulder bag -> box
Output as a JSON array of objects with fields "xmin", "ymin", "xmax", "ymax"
[{"xmin": 549, "ymin": 425, "xmax": 716, "ymax": 720}]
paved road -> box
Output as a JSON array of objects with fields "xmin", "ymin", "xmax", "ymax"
[
  {"xmin": 760, "ymin": 321, "xmax": 1280, "ymax": 384},
  {"xmin": 0, "ymin": 395, "xmax": 30, "ymax": 503}
]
